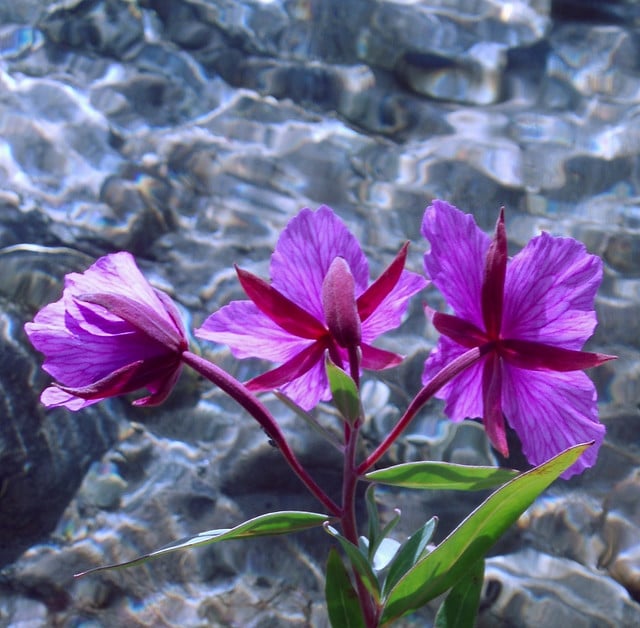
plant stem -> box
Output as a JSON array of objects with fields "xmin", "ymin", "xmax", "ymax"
[
  {"xmin": 181, "ymin": 350, "xmax": 340, "ymax": 516},
  {"xmin": 357, "ymin": 345, "xmax": 491, "ymax": 474}
]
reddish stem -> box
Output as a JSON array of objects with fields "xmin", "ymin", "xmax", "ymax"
[
  {"xmin": 357, "ymin": 345, "xmax": 490, "ymax": 474},
  {"xmin": 181, "ymin": 350, "xmax": 340, "ymax": 516}
]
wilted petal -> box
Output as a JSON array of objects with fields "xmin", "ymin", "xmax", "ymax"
[
  {"xmin": 422, "ymin": 200, "xmax": 490, "ymax": 328},
  {"xmin": 423, "ymin": 337, "xmax": 486, "ymax": 422},
  {"xmin": 502, "ymin": 233, "xmax": 602, "ymax": 348},
  {"xmin": 501, "ymin": 366, "xmax": 604, "ymax": 478},
  {"xmin": 270, "ymin": 206, "xmax": 369, "ymax": 322},
  {"xmin": 196, "ymin": 300, "xmax": 313, "ymax": 362}
]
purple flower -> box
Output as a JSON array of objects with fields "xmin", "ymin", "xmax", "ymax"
[
  {"xmin": 196, "ymin": 206, "xmax": 427, "ymax": 410},
  {"xmin": 422, "ymin": 200, "xmax": 614, "ymax": 478},
  {"xmin": 25, "ymin": 252, "xmax": 188, "ymax": 410}
]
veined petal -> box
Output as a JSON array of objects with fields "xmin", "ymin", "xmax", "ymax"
[
  {"xmin": 422, "ymin": 200, "xmax": 490, "ymax": 328},
  {"xmin": 422, "ymin": 337, "xmax": 487, "ymax": 422},
  {"xmin": 236, "ymin": 266, "xmax": 326, "ymax": 339},
  {"xmin": 196, "ymin": 301, "xmax": 315, "ymax": 362},
  {"xmin": 501, "ymin": 366, "xmax": 604, "ymax": 478},
  {"xmin": 361, "ymin": 343, "xmax": 403, "ymax": 370},
  {"xmin": 65, "ymin": 252, "xmax": 172, "ymax": 330},
  {"xmin": 77, "ymin": 292, "xmax": 185, "ymax": 352},
  {"xmin": 278, "ymin": 358, "xmax": 332, "ymax": 411},
  {"xmin": 502, "ymin": 232, "xmax": 603, "ymax": 348},
  {"xmin": 361, "ymin": 270, "xmax": 426, "ymax": 341},
  {"xmin": 26, "ymin": 307, "xmax": 168, "ymax": 388},
  {"xmin": 270, "ymin": 206, "xmax": 369, "ymax": 321},
  {"xmin": 499, "ymin": 339, "xmax": 615, "ymax": 372}
]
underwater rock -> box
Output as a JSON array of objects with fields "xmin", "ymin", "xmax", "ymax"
[{"xmin": 481, "ymin": 549, "xmax": 640, "ymax": 627}]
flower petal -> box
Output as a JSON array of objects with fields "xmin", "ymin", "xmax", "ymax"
[
  {"xmin": 278, "ymin": 358, "xmax": 331, "ymax": 411},
  {"xmin": 246, "ymin": 341, "xmax": 327, "ymax": 392},
  {"xmin": 65, "ymin": 252, "xmax": 176, "ymax": 333},
  {"xmin": 25, "ymin": 300, "xmax": 167, "ymax": 388},
  {"xmin": 361, "ymin": 270, "xmax": 426, "ymax": 341},
  {"xmin": 361, "ymin": 344, "xmax": 403, "ymax": 370},
  {"xmin": 270, "ymin": 206, "xmax": 369, "ymax": 322},
  {"xmin": 501, "ymin": 366, "xmax": 604, "ymax": 478},
  {"xmin": 357, "ymin": 242, "xmax": 408, "ymax": 321},
  {"xmin": 195, "ymin": 301, "xmax": 313, "ymax": 362},
  {"xmin": 41, "ymin": 386, "xmax": 101, "ymax": 410},
  {"xmin": 422, "ymin": 336, "xmax": 486, "ymax": 422},
  {"xmin": 236, "ymin": 266, "xmax": 326, "ymax": 339},
  {"xmin": 502, "ymin": 232, "xmax": 602, "ymax": 349},
  {"xmin": 422, "ymin": 200, "xmax": 490, "ymax": 329},
  {"xmin": 499, "ymin": 339, "xmax": 615, "ymax": 372}
]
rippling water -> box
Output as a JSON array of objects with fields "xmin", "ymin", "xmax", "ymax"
[{"xmin": 1, "ymin": 1, "xmax": 640, "ymax": 626}]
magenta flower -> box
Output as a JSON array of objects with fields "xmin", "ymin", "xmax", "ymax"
[
  {"xmin": 422, "ymin": 200, "xmax": 614, "ymax": 478},
  {"xmin": 25, "ymin": 252, "xmax": 188, "ymax": 410},
  {"xmin": 196, "ymin": 206, "xmax": 427, "ymax": 410}
]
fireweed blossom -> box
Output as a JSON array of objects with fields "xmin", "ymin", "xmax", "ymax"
[
  {"xmin": 196, "ymin": 206, "xmax": 427, "ymax": 410},
  {"xmin": 422, "ymin": 200, "xmax": 614, "ymax": 478},
  {"xmin": 24, "ymin": 252, "xmax": 188, "ymax": 410}
]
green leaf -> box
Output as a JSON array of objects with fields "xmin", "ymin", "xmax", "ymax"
[
  {"xmin": 380, "ymin": 442, "xmax": 591, "ymax": 625},
  {"xmin": 274, "ymin": 391, "xmax": 343, "ymax": 451},
  {"xmin": 363, "ymin": 485, "xmax": 401, "ymax": 566},
  {"xmin": 326, "ymin": 358, "xmax": 362, "ymax": 425},
  {"xmin": 326, "ymin": 548, "xmax": 366, "ymax": 628},
  {"xmin": 383, "ymin": 517, "xmax": 437, "ymax": 596},
  {"xmin": 75, "ymin": 511, "xmax": 329, "ymax": 577},
  {"xmin": 434, "ymin": 559, "xmax": 484, "ymax": 628},
  {"xmin": 324, "ymin": 523, "xmax": 381, "ymax": 603},
  {"xmin": 366, "ymin": 461, "xmax": 518, "ymax": 491}
]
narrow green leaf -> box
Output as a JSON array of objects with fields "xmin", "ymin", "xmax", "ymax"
[
  {"xmin": 383, "ymin": 517, "xmax": 437, "ymax": 597},
  {"xmin": 326, "ymin": 548, "xmax": 366, "ymax": 628},
  {"xmin": 366, "ymin": 461, "xmax": 517, "ymax": 491},
  {"xmin": 325, "ymin": 523, "xmax": 381, "ymax": 603},
  {"xmin": 326, "ymin": 358, "xmax": 362, "ymax": 425},
  {"xmin": 365, "ymin": 484, "xmax": 381, "ymax": 559},
  {"xmin": 274, "ymin": 391, "xmax": 343, "ymax": 451},
  {"xmin": 380, "ymin": 442, "xmax": 591, "ymax": 625},
  {"xmin": 76, "ymin": 511, "xmax": 329, "ymax": 577},
  {"xmin": 434, "ymin": 559, "xmax": 484, "ymax": 628}
]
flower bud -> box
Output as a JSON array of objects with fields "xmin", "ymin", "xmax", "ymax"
[{"xmin": 322, "ymin": 257, "xmax": 362, "ymax": 348}]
